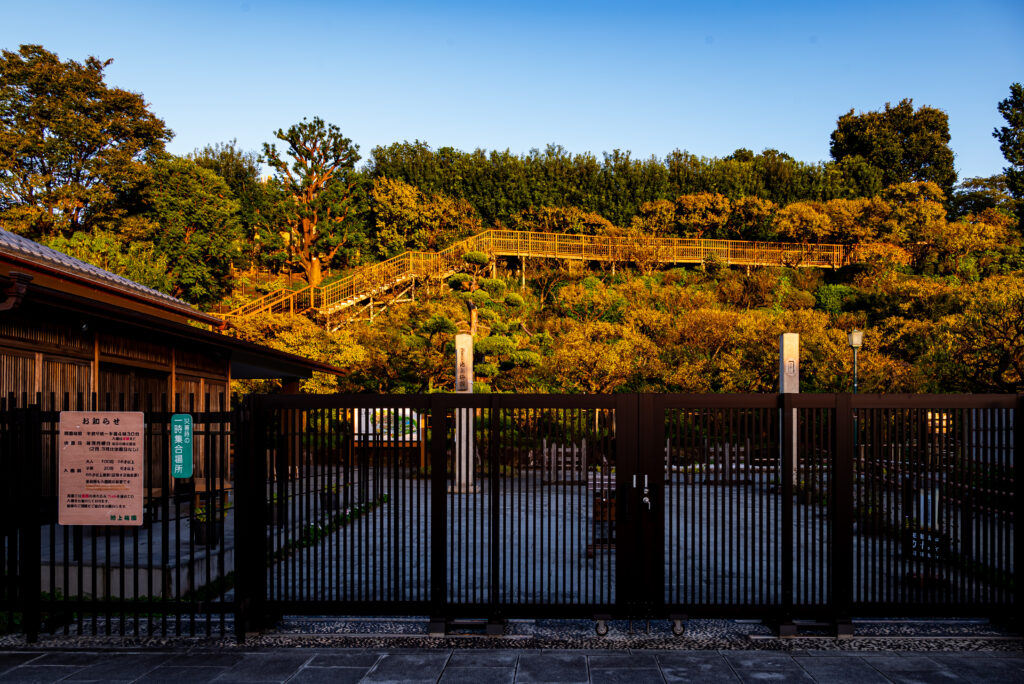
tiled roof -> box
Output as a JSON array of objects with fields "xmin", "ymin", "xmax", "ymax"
[{"xmin": 0, "ymin": 227, "xmax": 203, "ymax": 316}]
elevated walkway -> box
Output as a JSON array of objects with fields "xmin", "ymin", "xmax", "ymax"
[{"xmin": 220, "ymin": 230, "xmax": 852, "ymax": 321}]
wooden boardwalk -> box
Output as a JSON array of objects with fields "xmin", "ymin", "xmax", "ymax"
[{"xmin": 220, "ymin": 230, "xmax": 852, "ymax": 320}]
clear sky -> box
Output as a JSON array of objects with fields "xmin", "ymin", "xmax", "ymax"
[{"xmin": 3, "ymin": 0, "xmax": 1022, "ymax": 181}]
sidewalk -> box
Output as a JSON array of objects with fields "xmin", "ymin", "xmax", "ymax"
[{"xmin": 1, "ymin": 647, "xmax": 1023, "ymax": 683}]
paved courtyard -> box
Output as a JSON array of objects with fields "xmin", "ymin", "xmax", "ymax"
[{"xmin": 1, "ymin": 646, "xmax": 1023, "ymax": 683}]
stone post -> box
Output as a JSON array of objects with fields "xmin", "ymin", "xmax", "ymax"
[
  {"xmin": 453, "ymin": 334, "xmax": 476, "ymax": 493},
  {"xmin": 779, "ymin": 333, "xmax": 799, "ymax": 487}
]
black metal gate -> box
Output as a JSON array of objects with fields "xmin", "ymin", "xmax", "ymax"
[
  {"xmin": 235, "ymin": 393, "xmax": 1020, "ymax": 634},
  {"xmin": 4, "ymin": 392, "xmax": 1018, "ymax": 641}
]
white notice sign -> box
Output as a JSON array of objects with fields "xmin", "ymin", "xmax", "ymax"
[{"xmin": 59, "ymin": 412, "xmax": 144, "ymax": 526}]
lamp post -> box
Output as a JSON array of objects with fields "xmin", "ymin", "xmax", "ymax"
[
  {"xmin": 847, "ymin": 329, "xmax": 863, "ymax": 456},
  {"xmin": 847, "ymin": 329, "xmax": 863, "ymax": 394}
]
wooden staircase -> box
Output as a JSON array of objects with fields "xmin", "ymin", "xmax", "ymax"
[{"xmin": 219, "ymin": 230, "xmax": 853, "ymax": 321}]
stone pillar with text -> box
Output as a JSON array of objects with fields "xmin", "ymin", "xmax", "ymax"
[
  {"xmin": 453, "ymin": 334, "xmax": 477, "ymax": 493},
  {"xmin": 779, "ymin": 333, "xmax": 799, "ymax": 487}
]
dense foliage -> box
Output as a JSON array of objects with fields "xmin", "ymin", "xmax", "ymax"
[
  {"xmin": 4, "ymin": 44, "xmax": 1023, "ymax": 395},
  {"xmin": 235, "ymin": 255, "xmax": 1024, "ymax": 395},
  {"xmin": 369, "ymin": 143, "xmax": 884, "ymax": 227},
  {"xmin": 830, "ymin": 99, "xmax": 957, "ymax": 199},
  {"xmin": 0, "ymin": 45, "xmax": 171, "ymax": 238},
  {"xmin": 994, "ymin": 83, "xmax": 1024, "ymax": 227}
]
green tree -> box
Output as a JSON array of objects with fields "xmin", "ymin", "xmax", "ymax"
[
  {"xmin": 44, "ymin": 229, "xmax": 172, "ymax": 293},
  {"xmin": 547, "ymin": 320, "xmax": 659, "ymax": 393},
  {"xmin": 138, "ymin": 157, "xmax": 243, "ymax": 307},
  {"xmin": 553, "ymin": 277, "xmax": 627, "ymax": 323},
  {"xmin": 369, "ymin": 177, "xmax": 482, "ymax": 258},
  {"xmin": 370, "ymin": 142, "xmax": 879, "ymax": 228},
  {"xmin": 946, "ymin": 274, "xmax": 1024, "ymax": 391},
  {"xmin": 510, "ymin": 205, "xmax": 613, "ymax": 235},
  {"xmin": 0, "ymin": 44, "xmax": 171, "ymax": 239},
  {"xmin": 829, "ymin": 98, "xmax": 956, "ymax": 198},
  {"xmin": 672, "ymin": 193, "xmax": 732, "ymax": 238},
  {"xmin": 229, "ymin": 313, "xmax": 365, "ymax": 394},
  {"xmin": 262, "ymin": 117, "xmax": 362, "ymax": 286},
  {"xmin": 994, "ymin": 83, "xmax": 1024, "ymax": 228},
  {"xmin": 950, "ymin": 175, "xmax": 1017, "ymax": 219},
  {"xmin": 191, "ymin": 140, "xmax": 275, "ymax": 268}
]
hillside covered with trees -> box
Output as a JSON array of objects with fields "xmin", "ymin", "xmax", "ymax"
[{"xmin": 3, "ymin": 45, "xmax": 1023, "ymax": 394}]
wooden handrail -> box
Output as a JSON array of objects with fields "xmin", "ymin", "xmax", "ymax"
[{"xmin": 220, "ymin": 230, "xmax": 853, "ymax": 319}]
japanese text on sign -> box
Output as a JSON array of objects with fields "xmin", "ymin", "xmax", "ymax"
[
  {"xmin": 59, "ymin": 412, "xmax": 144, "ymax": 526},
  {"xmin": 171, "ymin": 413, "xmax": 193, "ymax": 479}
]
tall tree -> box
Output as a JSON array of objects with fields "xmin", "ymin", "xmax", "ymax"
[
  {"xmin": 829, "ymin": 98, "xmax": 956, "ymax": 198},
  {"xmin": 0, "ymin": 44, "xmax": 171, "ymax": 238},
  {"xmin": 951, "ymin": 175, "xmax": 1016, "ymax": 219},
  {"xmin": 191, "ymin": 140, "xmax": 267, "ymax": 261},
  {"xmin": 948, "ymin": 275, "xmax": 1024, "ymax": 392},
  {"xmin": 44, "ymin": 228, "xmax": 172, "ymax": 293},
  {"xmin": 993, "ymin": 83, "xmax": 1024, "ymax": 228},
  {"xmin": 369, "ymin": 177, "xmax": 481, "ymax": 258},
  {"xmin": 138, "ymin": 157, "xmax": 243, "ymax": 307},
  {"xmin": 261, "ymin": 117, "xmax": 361, "ymax": 286}
]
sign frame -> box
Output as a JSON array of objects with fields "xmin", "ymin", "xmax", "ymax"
[
  {"xmin": 58, "ymin": 411, "xmax": 144, "ymax": 526},
  {"xmin": 171, "ymin": 413, "xmax": 194, "ymax": 479}
]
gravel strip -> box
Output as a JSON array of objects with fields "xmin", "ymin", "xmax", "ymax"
[{"xmin": 1, "ymin": 617, "xmax": 1021, "ymax": 653}]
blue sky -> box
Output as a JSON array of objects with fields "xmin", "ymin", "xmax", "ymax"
[{"xmin": 3, "ymin": 0, "xmax": 1022, "ymax": 180}]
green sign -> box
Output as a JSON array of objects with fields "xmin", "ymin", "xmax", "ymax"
[{"xmin": 171, "ymin": 414, "xmax": 193, "ymax": 479}]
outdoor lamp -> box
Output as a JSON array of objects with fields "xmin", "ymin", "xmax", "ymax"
[
  {"xmin": 847, "ymin": 329, "xmax": 863, "ymax": 350},
  {"xmin": 847, "ymin": 329, "xmax": 863, "ymax": 394}
]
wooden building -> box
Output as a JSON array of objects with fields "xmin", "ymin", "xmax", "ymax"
[
  {"xmin": 0, "ymin": 227, "xmax": 338, "ymax": 410},
  {"xmin": 0, "ymin": 227, "xmax": 343, "ymax": 507}
]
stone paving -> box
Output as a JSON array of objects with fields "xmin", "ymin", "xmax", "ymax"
[{"xmin": 1, "ymin": 646, "xmax": 1023, "ymax": 683}]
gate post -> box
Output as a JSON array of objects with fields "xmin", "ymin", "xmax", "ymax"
[
  {"xmin": 613, "ymin": 393, "xmax": 640, "ymax": 614},
  {"xmin": 487, "ymin": 395, "xmax": 503, "ymax": 634},
  {"xmin": 17, "ymin": 405, "xmax": 42, "ymax": 643},
  {"xmin": 1014, "ymin": 394, "xmax": 1022, "ymax": 630},
  {"xmin": 637, "ymin": 394, "xmax": 665, "ymax": 618},
  {"xmin": 428, "ymin": 394, "xmax": 448, "ymax": 635},
  {"xmin": 234, "ymin": 395, "xmax": 268, "ymax": 642},
  {"xmin": 779, "ymin": 392, "xmax": 795, "ymax": 636},
  {"xmin": 832, "ymin": 394, "xmax": 854, "ymax": 637}
]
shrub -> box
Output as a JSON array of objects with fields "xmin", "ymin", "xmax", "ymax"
[
  {"xmin": 448, "ymin": 273, "xmax": 472, "ymax": 290},
  {"xmin": 476, "ymin": 335, "xmax": 517, "ymax": 356},
  {"xmin": 479, "ymin": 277, "xmax": 507, "ymax": 299},
  {"xmin": 815, "ymin": 284, "xmax": 857, "ymax": 316},
  {"xmin": 475, "ymin": 362, "xmax": 499, "ymax": 378},
  {"xmin": 463, "ymin": 250, "xmax": 490, "ymax": 266}
]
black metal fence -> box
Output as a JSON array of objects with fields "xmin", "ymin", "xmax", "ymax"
[
  {"xmin": 234, "ymin": 393, "xmax": 1019, "ymax": 635},
  {"xmin": 1, "ymin": 392, "xmax": 232, "ymax": 640},
  {"xmin": 3, "ymin": 392, "xmax": 1020, "ymax": 641}
]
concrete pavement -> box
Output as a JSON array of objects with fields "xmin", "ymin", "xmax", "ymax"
[{"xmin": 2, "ymin": 647, "xmax": 1024, "ymax": 683}]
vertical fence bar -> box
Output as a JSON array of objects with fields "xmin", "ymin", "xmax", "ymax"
[{"xmin": 833, "ymin": 394, "xmax": 854, "ymax": 635}]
